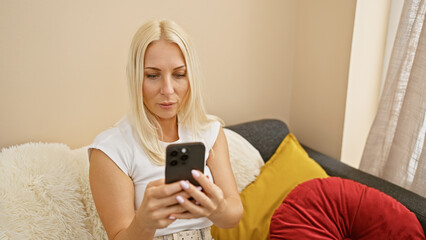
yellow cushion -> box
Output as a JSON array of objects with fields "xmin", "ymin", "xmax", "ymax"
[{"xmin": 211, "ymin": 133, "xmax": 329, "ymax": 240}]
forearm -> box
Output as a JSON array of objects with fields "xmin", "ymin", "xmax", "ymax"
[
  {"xmin": 209, "ymin": 196, "xmax": 243, "ymax": 228},
  {"xmin": 112, "ymin": 215, "xmax": 156, "ymax": 240}
]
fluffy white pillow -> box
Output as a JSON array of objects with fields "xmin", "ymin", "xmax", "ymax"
[
  {"xmin": 224, "ymin": 128, "xmax": 264, "ymax": 192},
  {"xmin": 0, "ymin": 143, "xmax": 107, "ymax": 240}
]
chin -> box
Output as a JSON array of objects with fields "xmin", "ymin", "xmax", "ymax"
[{"xmin": 156, "ymin": 113, "xmax": 178, "ymax": 121}]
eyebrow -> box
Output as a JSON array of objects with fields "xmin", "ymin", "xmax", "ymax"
[{"xmin": 144, "ymin": 65, "xmax": 186, "ymax": 71}]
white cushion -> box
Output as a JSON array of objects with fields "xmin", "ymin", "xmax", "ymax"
[
  {"xmin": 224, "ymin": 128, "xmax": 264, "ymax": 192},
  {"xmin": 0, "ymin": 143, "xmax": 107, "ymax": 239}
]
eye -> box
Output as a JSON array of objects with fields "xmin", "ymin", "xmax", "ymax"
[
  {"xmin": 174, "ymin": 72, "xmax": 186, "ymax": 78},
  {"xmin": 145, "ymin": 74, "xmax": 159, "ymax": 79}
]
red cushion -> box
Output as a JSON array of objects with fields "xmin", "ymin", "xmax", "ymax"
[{"xmin": 269, "ymin": 177, "xmax": 425, "ymax": 240}]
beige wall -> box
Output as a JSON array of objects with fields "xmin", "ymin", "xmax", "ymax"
[
  {"xmin": 290, "ymin": 0, "xmax": 357, "ymax": 160},
  {"xmin": 1, "ymin": 0, "xmax": 359, "ymax": 160},
  {"xmin": 0, "ymin": 0, "xmax": 296, "ymax": 149},
  {"xmin": 341, "ymin": 0, "xmax": 395, "ymax": 168}
]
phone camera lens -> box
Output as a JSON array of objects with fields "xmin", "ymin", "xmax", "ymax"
[
  {"xmin": 171, "ymin": 150, "xmax": 178, "ymax": 157},
  {"xmin": 170, "ymin": 160, "xmax": 178, "ymax": 166},
  {"xmin": 181, "ymin": 154, "xmax": 188, "ymax": 160}
]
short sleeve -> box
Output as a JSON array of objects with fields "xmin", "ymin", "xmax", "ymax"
[
  {"xmin": 88, "ymin": 127, "xmax": 133, "ymax": 176},
  {"xmin": 204, "ymin": 121, "xmax": 221, "ymax": 151}
]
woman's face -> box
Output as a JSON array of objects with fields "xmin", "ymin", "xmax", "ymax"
[{"xmin": 142, "ymin": 39, "xmax": 189, "ymax": 122}]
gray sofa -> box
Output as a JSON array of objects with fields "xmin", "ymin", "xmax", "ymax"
[{"xmin": 226, "ymin": 119, "xmax": 426, "ymax": 234}]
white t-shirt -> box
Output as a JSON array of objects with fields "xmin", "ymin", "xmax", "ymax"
[{"xmin": 89, "ymin": 117, "xmax": 220, "ymax": 237}]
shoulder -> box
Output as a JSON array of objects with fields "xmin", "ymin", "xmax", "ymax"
[
  {"xmin": 89, "ymin": 117, "xmax": 135, "ymax": 175},
  {"xmin": 206, "ymin": 120, "xmax": 221, "ymax": 134},
  {"xmin": 198, "ymin": 120, "xmax": 222, "ymax": 149},
  {"xmin": 91, "ymin": 117, "xmax": 133, "ymax": 148},
  {"xmin": 197, "ymin": 120, "xmax": 220, "ymax": 137}
]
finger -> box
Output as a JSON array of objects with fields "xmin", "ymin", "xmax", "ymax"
[
  {"xmin": 182, "ymin": 175, "xmax": 225, "ymax": 215},
  {"xmin": 171, "ymin": 211, "xmax": 203, "ymax": 220},
  {"xmin": 146, "ymin": 178, "xmax": 165, "ymax": 187},
  {"xmin": 147, "ymin": 202, "xmax": 189, "ymax": 223},
  {"xmin": 151, "ymin": 190, "xmax": 192, "ymax": 209},
  {"xmin": 161, "ymin": 204, "xmax": 188, "ymax": 218},
  {"xmin": 190, "ymin": 171, "xmax": 224, "ymax": 206},
  {"xmin": 148, "ymin": 181, "xmax": 184, "ymax": 199},
  {"xmin": 179, "ymin": 180, "xmax": 214, "ymax": 210},
  {"xmin": 151, "ymin": 207, "xmax": 187, "ymax": 229},
  {"xmin": 175, "ymin": 194, "xmax": 209, "ymax": 217},
  {"xmin": 191, "ymin": 170, "xmax": 216, "ymax": 195}
]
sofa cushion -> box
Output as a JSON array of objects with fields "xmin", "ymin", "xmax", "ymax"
[
  {"xmin": 269, "ymin": 177, "xmax": 426, "ymax": 240},
  {"xmin": 211, "ymin": 133, "xmax": 329, "ymax": 240},
  {"xmin": 224, "ymin": 128, "xmax": 264, "ymax": 192},
  {"xmin": 304, "ymin": 146, "xmax": 426, "ymax": 231},
  {"xmin": 0, "ymin": 143, "xmax": 107, "ymax": 239}
]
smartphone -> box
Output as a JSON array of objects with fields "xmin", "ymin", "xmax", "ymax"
[{"xmin": 165, "ymin": 142, "xmax": 205, "ymax": 186}]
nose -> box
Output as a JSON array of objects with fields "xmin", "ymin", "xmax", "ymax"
[{"xmin": 160, "ymin": 75, "xmax": 174, "ymax": 95}]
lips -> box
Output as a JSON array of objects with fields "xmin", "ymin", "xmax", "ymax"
[{"xmin": 159, "ymin": 102, "xmax": 176, "ymax": 109}]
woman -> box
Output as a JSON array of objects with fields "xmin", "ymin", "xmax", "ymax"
[{"xmin": 89, "ymin": 19, "xmax": 243, "ymax": 240}]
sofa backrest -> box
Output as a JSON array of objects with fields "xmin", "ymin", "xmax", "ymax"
[{"xmin": 226, "ymin": 119, "xmax": 289, "ymax": 162}]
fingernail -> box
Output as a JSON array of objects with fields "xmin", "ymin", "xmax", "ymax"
[
  {"xmin": 195, "ymin": 201, "xmax": 200, "ymax": 205},
  {"xmin": 180, "ymin": 180, "xmax": 189, "ymax": 189},
  {"xmin": 176, "ymin": 196, "xmax": 185, "ymax": 204},
  {"xmin": 196, "ymin": 186, "xmax": 203, "ymax": 191},
  {"xmin": 169, "ymin": 216, "xmax": 176, "ymax": 220},
  {"xmin": 191, "ymin": 170, "xmax": 200, "ymax": 178}
]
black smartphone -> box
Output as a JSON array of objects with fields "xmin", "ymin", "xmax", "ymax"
[{"xmin": 165, "ymin": 142, "xmax": 205, "ymax": 186}]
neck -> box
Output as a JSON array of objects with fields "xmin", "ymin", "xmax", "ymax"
[{"xmin": 157, "ymin": 116, "xmax": 179, "ymax": 142}]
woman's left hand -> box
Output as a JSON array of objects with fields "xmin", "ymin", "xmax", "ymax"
[{"xmin": 169, "ymin": 169, "xmax": 226, "ymax": 220}]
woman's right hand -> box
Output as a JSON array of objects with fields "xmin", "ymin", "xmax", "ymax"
[{"xmin": 134, "ymin": 178, "xmax": 190, "ymax": 230}]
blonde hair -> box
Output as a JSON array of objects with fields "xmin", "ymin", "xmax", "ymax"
[{"xmin": 126, "ymin": 19, "xmax": 219, "ymax": 165}]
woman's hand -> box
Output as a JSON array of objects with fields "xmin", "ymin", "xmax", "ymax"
[
  {"xmin": 134, "ymin": 178, "xmax": 191, "ymax": 230},
  {"xmin": 170, "ymin": 127, "xmax": 243, "ymax": 228},
  {"xmin": 169, "ymin": 170, "xmax": 227, "ymax": 220}
]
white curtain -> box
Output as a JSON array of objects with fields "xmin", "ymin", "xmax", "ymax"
[{"xmin": 360, "ymin": 0, "xmax": 426, "ymax": 197}]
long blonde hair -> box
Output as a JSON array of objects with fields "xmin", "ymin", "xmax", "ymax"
[{"xmin": 126, "ymin": 19, "xmax": 219, "ymax": 165}]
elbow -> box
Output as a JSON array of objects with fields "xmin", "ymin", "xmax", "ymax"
[
  {"xmin": 232, "ymin": 203, "xmax": 244, "ymax": 228},
  {"xmin": 216, "ymin": 202, "xmax": 244, "ymax": 229}
]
